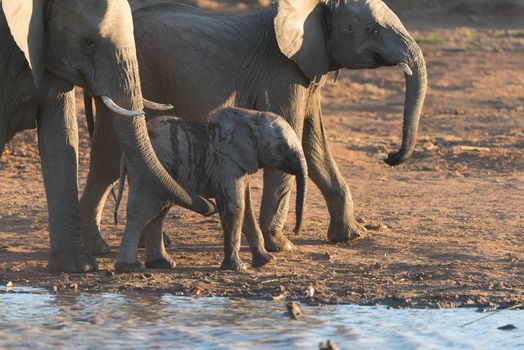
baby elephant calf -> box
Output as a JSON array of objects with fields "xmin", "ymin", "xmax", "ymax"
[{"xmin": 114, "ymin": 107, "xmax": 307, "ymax": 272}]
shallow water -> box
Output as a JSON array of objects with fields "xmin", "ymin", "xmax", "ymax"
[{"xmin": 0, "ymin": 287, "xmax": 522, "ymax": 349}]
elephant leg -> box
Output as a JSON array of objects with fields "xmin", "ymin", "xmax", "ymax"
[
  {"xmin": 138, "ymin": 230, "xmax": 171, "ymax": 249},
  {"xmin": 144, "ymin": 209, "xmax": 176, "ymax": 269},
  {"xmin": 303, "ymin": 110, "xmax": 366, "ymax": 242},
  {"xmin": 256, "ymin": 89, "xmax": 307, "ymax": 253},
  {"xmin": 37, "ymin": 76, "xmax": 97, "ymax": 273},
  {"xmin": 242, "ymin": 186, "xmax": 274, "ymax": 268},
  {"xmin": 115, "ymin": 184, "xmax": 160, "ymax": 272},
  {"xmin": 79, "ymin": 99, "xmax": 121, "ymax": 255},
  {"xmin": 259, "ymin": 169, "xmax": 296, "ymax": 252},
  {"xmin": 216, "ymin": 178, "xmax": 248, "ymax": 271}
]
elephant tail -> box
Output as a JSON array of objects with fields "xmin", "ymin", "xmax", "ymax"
[{"xmin": 114, "ymin": 153, "xmax": 127, "ymax": 226}]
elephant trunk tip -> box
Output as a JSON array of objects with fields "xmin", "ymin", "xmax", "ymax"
[
  {"xmin": 384, "ymin": 149, "xmax": 414, "ymax": 166},
  {"xmin": 293, "ymin": 155, "xmax": 307, "ymax": 235}
]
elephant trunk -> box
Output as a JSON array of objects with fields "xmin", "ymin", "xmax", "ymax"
[
  {"xmin": 293, "ymin": 154, "xmax": 308, "ymax": 234},
  {"xmin": 384, "ymin": 38, "xmax": 427, "ymax": 166},
  {"xmin": 105, "ymin": 54, "xmax": 216, "ymax": 216}
]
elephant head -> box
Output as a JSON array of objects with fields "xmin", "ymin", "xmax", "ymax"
[
  {"xmin": 274, "ymin": 0, "xmax": 427, "ymax": 165},
  {"xmin": 1, "ymin": 0, "xmax": 215, "ymax": 215},
  {"xmin": 209, "ymin": 108, "xmax": 308, "ymax": 234}
]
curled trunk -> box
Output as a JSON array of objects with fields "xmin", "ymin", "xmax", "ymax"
[
  {"xmin": 384, "ymin": 40, "xmax": 427, "ymax": 166},
  {"xmin": 110, "ymin": 111, "xmax": 216, "ymax": 216},
  {"xmin": 103, "ymin": 53, "xmax": 216, "ymax": 216}
]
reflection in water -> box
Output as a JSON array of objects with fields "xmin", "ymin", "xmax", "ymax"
[{"xmin": 1, "ymin": 288, "xmax": 523, "ymax": 349}]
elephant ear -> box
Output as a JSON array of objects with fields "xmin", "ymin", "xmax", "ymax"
[
  {"xmin": 2, "ymin": 0, "xmax": 46, "ymax": 87},
  {"xmin": 210, "ymin": 110, "xmax": 260, "ymax": 174},
  {"xmin": 274, "ymin": 0, "xmax": 329, "ymax": 83}
]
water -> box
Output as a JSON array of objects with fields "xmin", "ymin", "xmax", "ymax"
[{"xmin": 0, "ymin": 287, "xmax": 522, "ymax": 349}]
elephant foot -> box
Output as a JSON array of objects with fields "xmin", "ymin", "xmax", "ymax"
[
  {"xmin": 220, "ymin": 257, "xmax": 247, "ymax": 271},
  {"xmin": 327, "ymin": 218, "xmax": 367, "ymax": 243},
  {"xmin": 251, "ymin": 251, "xmax": 275, "ymax": 268},
  {"xmin": 264, "ymin": 230, "xmax": 294, "ymax": 252},
  {"xmin": 115, "ymin": 261, "xmax": 142, "ymax": 272},
  {"xmin": 145, "ymin": 256, "xmax": 176, "ymax": 269},
  {"xmin": 138, "ymin": 232, "xmax": 171, "ymax": 249},
  {"xmin": 83, "ymin": 230, "xmax": 111, "ymax": 256},
  {"xmin": 48, "ymin": 247, "xmax": 98, "ymax": 273}
]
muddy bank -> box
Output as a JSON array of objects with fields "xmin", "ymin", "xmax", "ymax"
[{"xmin": 1, "ymin": 4, "xmax": 523, "ymax": 308}]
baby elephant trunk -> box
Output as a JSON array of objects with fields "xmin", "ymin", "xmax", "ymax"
[{"xmin": 281, "ymin": 152, "xmax": 308, "ymax": 235}]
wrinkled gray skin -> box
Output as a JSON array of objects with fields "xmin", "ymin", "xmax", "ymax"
[
  {"xmin": 82, "ymin": 0, "xmax": 427, "ymax": 253},
  {"xmin": 0, "ymin": 0, "xmax": 215, "ymax": 273},
  {"xmin": 114, "ymin": 108, "xmax": 308, "ymax": 272}
]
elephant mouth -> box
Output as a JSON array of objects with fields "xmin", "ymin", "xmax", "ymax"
[{"xmin": 372, "ymin": 53, "xmax": 396, "ymax": 67}]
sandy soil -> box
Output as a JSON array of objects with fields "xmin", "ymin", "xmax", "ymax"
[{"xmin": 1, "ymin": 1, "xmax": 523, "ymax": 309}]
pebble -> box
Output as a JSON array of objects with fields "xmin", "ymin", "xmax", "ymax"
[
  {"xmin": 365, "ymin": 223, "xmax": 388, "ymax": 231},
  {"xmin": 6, "ymin": 281, "xmax": 13, "ymax": 289},
  {"xmin": 319, "ymin": 340, "xmax": 340, "ymax": 350},
  {"xmin": 305, "ymin": 286, "xmax": 315, "ymax": 298},
  {"xmin": 286, "ymin": 302, "xmax": 302, "ymax": 320},
  {"xmin": 192, "ymin": 287, "xmax": 202, "ymax": 297},
  {"xmin": 272, "ymin": 294, "xmax": 286, "ymax": 301},
  {"xmin": 498, "ymin": 324, "xmax": 517, "ymax": 331}
]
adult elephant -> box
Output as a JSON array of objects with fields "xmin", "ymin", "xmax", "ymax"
[
  {"xmin": 0, "ymin": 0, "xmax": 215, "ymax": 273},
  {"xmin": 81, "ymin": 0, "xmax": 427, "ymax": 253}
]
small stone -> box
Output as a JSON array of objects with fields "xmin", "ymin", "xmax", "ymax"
[
  {"xmin": 52, "ymin": 285, "xmax": 59, "ymax": 292},
  {"xmin": 286, "ymin": 302, "xmax": 301, "ymax": 320},
  {"xmin": 69, "ymin": 283, "xmax": 79, "ymax": 290},
  {"xmin": 422, "ymin": 141, "xmax": 438, "ymax": 151},
  {"xmin": 6, "ymin": 281, "xmax": 13, "ymax": 289},
  {"xmin": 319, "ymin": 340, "xmax": 340, "ymax": 350},
  {"xmin": 104, "ymin": 270, "xmax": 115, "ymax": 277},
  {"xmin": 272, "ymin": 294, "xmax": 286, "ymax": 301},
  {"xmin": 498, "ymin": 324, "xmax": 517, "ymax": 330},
  {"xmin": 192, "ymin": 287, "xmax": 202, "ymax": 297},
  {"xmin": 305, "ymin": 286, "xmax": 315, "ymax": 298},
  {"xmin": 365, "ymin": 223, "xmax": 388, "ymax": 231}
]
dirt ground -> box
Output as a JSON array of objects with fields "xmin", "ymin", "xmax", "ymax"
[{"xmin": 1, "ymin": 1, "xmax": 523, "ymax": 309}]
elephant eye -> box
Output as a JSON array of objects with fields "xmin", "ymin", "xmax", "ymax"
[
  {"xmin": 83, "ymin": 38, "xmax": 97, "ymax": 51},
  {"xmin": 367, "ymin": 25, "xmax": 379, "ymax": 35}
]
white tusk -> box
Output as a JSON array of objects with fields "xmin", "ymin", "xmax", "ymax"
[
  {"xmin": 333, "ymin": 69, "xmax": 341, "ymax": 84},
  {"xmin": 143, "ymin": 98, "xmax": 174, "ymax": 111},
  {"xmin": 399, "ymin": 62, "xmax": 413, "ymax": 76},
  {"xmin": 100, "ymin": 96, "xmax": 144, "ymax": 117}
]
